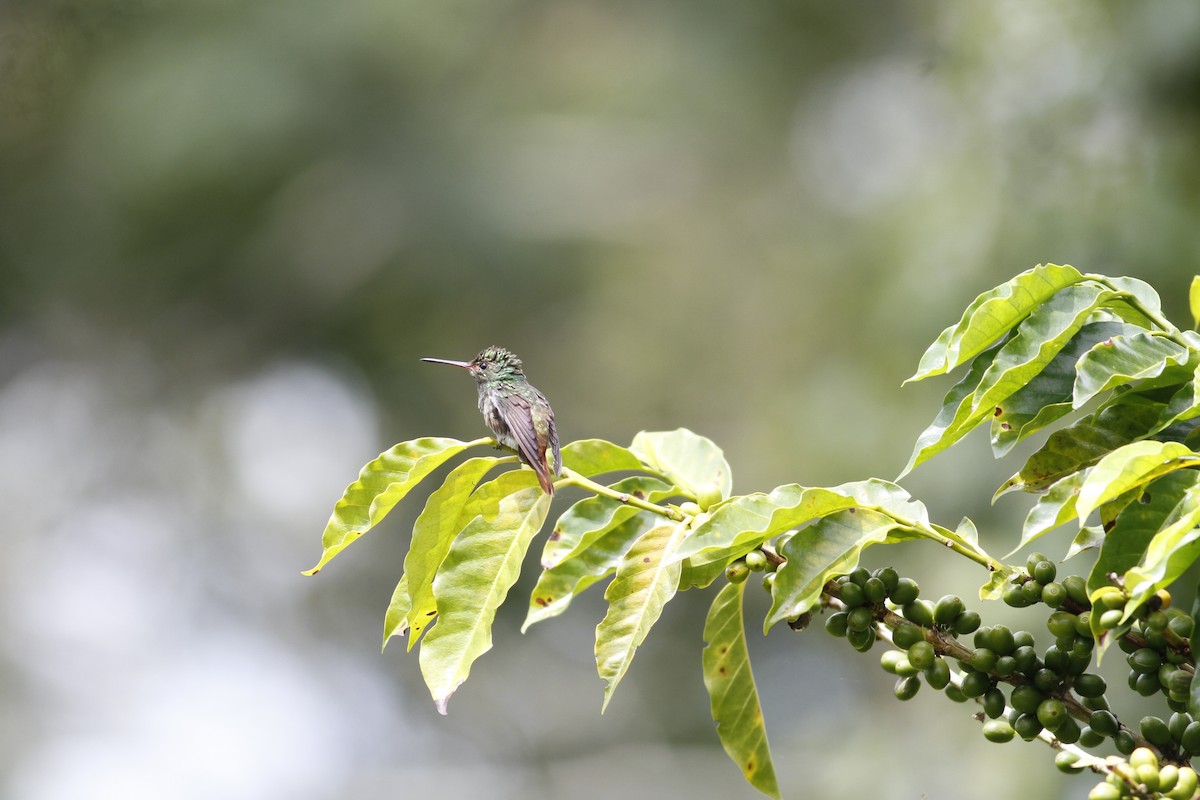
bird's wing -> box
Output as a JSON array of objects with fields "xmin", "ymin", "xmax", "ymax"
[{"xmin": 496, "ymin": 393, "xmax": 554, "ymax": 493}]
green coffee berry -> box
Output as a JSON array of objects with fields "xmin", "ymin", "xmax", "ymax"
[
  {"xmin": 1167, "ymin": 767, "xmax": 1199, "ymax": 800},
  {"xmin": 959, "ymin": 670, "xmax": 992, "ymax": 698},
  {"xmin": 1133, "ymin": 672, "xmax": 1160, "ymax": 696},
  {"xmin": 901, "ymin": 600, "xmax": 935, "ymax": 628},
  {"xmin": 943, "ymin": 684, "xmax": 968, "ymax": 703},
  {"xmin": 981, "ymin": 718, "xmax": 1015, "ymax": 743},
  {"xmin": 1135, "ymin": 764, "xmax": 1160, "ymax": 792},
  {"xmin": 1021, "ymin": 580, "xmax": 1044, "ymax": 604},
  {"xmin": 1003, "ymin": 583, "xmax": 1033, "ymax": 608},
  {"xmin": 891, "ymin": 622, "xmax": 925, "ymax": 650},
  {"xmin": 1013, "ymin": 630, "xmax": 1036, "ymax": 650},
  {"xmin": 1012, "ymin": 712, "xmax": 1043, "ymax": 741},
  {"xmin": 1032, "ymin": 559, "xmax": 1057, "ymax": 585},
  {"xmin": 1113, "ymin": 729, "xmax": 1136, "ymax": 755},
  {"xmin": 988, "ymin": 626, "xmax": 1016, "ymax": 656},
  {"xmin": 1087, "ymin": 783, "xmax": 1121, "ymax": 800},
  {"xmin": 907, "ymin": 641, "xmax": 936, "ymax": 671},
  {"xmin": 933, "ymin": 595, "xmax": 964, "ymax": 626},
  {"xmin": 846, "ymin": 606, "xmax": 874, "ymax": 632},
  {"xmin": 1025, "ymin": 552, "xmax": 1050, "ymax": 573},
  {"xmin": 825, "ymin": 611, "xmax": 850, "ymax": 637},
  {"xmin": 1140, "ymin": 716, "xmax": 1172, "ymax": 748},
  {"xmin": 862, "ymin": 576, "xmax": 888, "ymax": 605},
  {"xmin": 847, "ymin": 627, "xmax": 875, "ymax": 652},
  {"xmin": 924, "ymin": 657, "xmax": 951, "ymax": 690},
  {"xmin": 1012, "ymin": 645, "xmax": 1038, "ymax": 675},
  {"xmin": 889, "ymin": 577, "xmax": 919, "ymax": 605},
  {"xmin": 953, "ymin": 610, "xmax": 982, "ymax": 635},
  {"xmin": 725, "ymin": 561, "xmax": 750, "ymax": 584},
  {"xmin": 993, "ymin": 655, "xmax": 1017, "ymax": 677},
  {"xmin": 1062, "ymin": 575, "xmax": 1089, "ymax": 607},
  {"xmin": 894, "ymin": 675, "xmax": 920, "ymax": 701},
  {"xmin": 880, "ymin": 650, "xmax": 906, "ymax": 675},
  {"xmin": 1128, "ymin": 648, "xmax": 1162, "ymax": 674},
  {"xmin": 1073, "ymin": 673, "xmax": 1106, "ymax": 698},
  {"xmin": 1055, "ymin": 717, "xmax": 1081, "ymax": 744},
  {"xmin": 847, "ymin": 567, "xmax": 871, "ymax": 586},
  {"xmin": 1129, "ymin": 746, "xmax": 1158, "ymax": 771},
  {"xmin": 982, "ymin": 687, "xmax": 1005, "ymax": 719},
  {"xmin": 1036, "ymin": 698, "xmax": 1067, "ymax": 731},
  {"xmin": 1098, "ymin": 609, "xmax": 1124, "ymax": 629},
  {"xmin": 744, "ymin": 550, "xmax": 768, "ymax": 572},
  {"xmin": 873, "ymin": 567, "xmax": 900, "ymax": 594},
  {"xmin": 1043, "ymin": 645, "xmax": 1070, "ymax": 676},
  {"xmin": 1169, "ymin": 711, "xmax": 1193, "ymax": 742},
  {"xmin": 1159, "ymin": 764, "xmax": 1180, "ymax": 793},
  {"xmin": 839, "ymin": 582, "xmax": 865, "ymax": 608},
  {"xmin": 1046, "ymin": 611, "xmax": 1077, "ymax": 640},
  {"xmin": 1168, "ymin": 614, "xmax": 1195, "ymax": 639},
  {"xmin": 1180, "ymin": 720, "xmax": 1200, "ymax": 754},
  {"xmin": 1088, "ymin": 709, "xmax": 1118, "ymax": 736},
  {"xmin": 1010, "ymin": 685, "xmax": 1045, "ymax": 715},
  {"xmin": 967, "ymin": 647, "xmax": 997, "ymax": 673},
  {"xmin": 1078, "ymin": 726, "xmax": 1104, "ymax": 748},
  {"xmin": 1033, "ymin": 668, "xmax": 1061, "ymax": 693}
]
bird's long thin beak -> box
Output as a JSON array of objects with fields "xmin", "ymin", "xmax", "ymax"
[{"xmin": 421, "ymin": 357, "xmax": 472, "ymax": 369}]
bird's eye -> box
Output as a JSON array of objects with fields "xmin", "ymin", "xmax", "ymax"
[{"xmin": 478, "ymin": 361, "xmax": 488, "ymax": 370}]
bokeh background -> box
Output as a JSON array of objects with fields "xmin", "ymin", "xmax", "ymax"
[{"xmin": 3, "ymin": 1, "xmax": 1200, "ymax": 798}]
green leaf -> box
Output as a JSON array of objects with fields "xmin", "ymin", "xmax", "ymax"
[
  {"xmin": 560, "ymin": 438, "xmax": 645, "ymax": 476},
  {"xmin": 595, "ymin": 521, "xmax": 687, "ymax": 712},
  {"xmin": 900, "ymin": 339, "xmax": 1004, "ymax": 478},
  {"xmin": 907, "ymin": 263, "xmax": 1085, "ymax": 382},
  {"xmin": 1076, "ymin": 440, "xmax": 1200, "ymax": 522},
  {"xmin": 765, "ymin": 508, "xmax": 911, "ymax": 632},
  {"xmin": 702, "ymin": 581, "xmax": 780, "ymax": 800},
  {"xmin": 1121, "ymin": 473, "xmax": 1200, "ymax": 618},
  {"xmin": 967, "ymin": 283, "xmax": 1120, "ymax": 422},
  {"xmin": 1191, "ymin": 276, "xmax": 1200, "ymax": 330},
  {"xmin": 990, "ymin": 321, "xmax": 1128, "ymax": 457},
  {"xmin": 1073, "ymin": 332, "xmax": 1191, "ymax": 409},
  {"xmin": 417, "ymin": 478, "xmax": 551, "ymax": 714},
  {"xmin": 521, "ymin": 512, "xmax": 657, "ymax": 632},
  {"xmin": 1005, "ymin": 398, "xmax": 1165, "ymax": 494},
  {"xmin": 1101, "ymin": 275, "xmax": 1167, "ymax": 329},
  {"xmin": 1015, "ymin": 469, "xmax": 1091, "ymax": 551},
  {"xmin": 382, "ymin": 573, "xmax": 411, "ymax": 651},
  {"xmin": 679, "ymin": 554, "xmax": 737, "ymax": 590},
  {"xmin": 1153, "ymin": 365, "xmax": 1200, "ymax": 435},
  {"xmin": 630, "ymin": 428, "xmax": 733, "ymax": 499},
  {"xmin": 1066, "ymin": 525, "xmax": 1105, "ymax": 560},
  {"xmin": 539, "ymin": 476, "xmax": 675, "ymax": 570},
  {"xmin": 403, "ymin": 457, "xmax": 511, "ymax": 647},
  {"xmin": 304, "ymin": 436, "xmax": 490, "ymax": 575},
  {"xmin": 671, "ymin": 484, "xmax": 858, "ymax": 567}
]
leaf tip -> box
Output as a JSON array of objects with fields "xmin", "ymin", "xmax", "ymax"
[
  {"xmin": 301, "ymin": 566, "xmax": 320, "ymax": 577},
  {"xmin": 434, "ymin": 696, "xmax": 451, "ymax": 715}
]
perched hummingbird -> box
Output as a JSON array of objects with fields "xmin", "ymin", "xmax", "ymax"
[{"xmin": 421, "ymin": 346, "xmax": 561, "ymax": 494}]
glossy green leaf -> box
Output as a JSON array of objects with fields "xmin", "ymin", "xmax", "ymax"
[
  {"xmin": 1101, "ymin": 275, "xmax": 1166, "ymax": 329},
  {"xmin": 1004, "ymin": 398, "xmax": 1165, "ymax": 494},
  {"xmin": 834, "ymin": 478, "xmax": 932, "ymax": 525},
  {"xmin": 595, "ymin": 521, "xmax": 687, "ymax": 712},
  {"xmin": 521, "ymin": 512, "xmax": 657, "ymax": 632},
  {"xmin": 908, "ymin": 263, "xmax": 1085, "ymax": 382},
  {"xmin": 900, "ymin": 339, "xmax": 1003, "ymax": 478},
  {"xmin": 1153, "ymin": 365, "xmax": 1200, "ymax": 435},
  {"xmin": 703, "ymin": 581, "xmax": 780, "ymax": 800},
  {"xmin": 1076, "ymin": 440, "xmax": 1200, "ymax": 522},
  {"xmin": 382, "ymin": 573, "xmax": 411, "ymax": 651},
  {"xmin": 418, "ymin": 478, "xmax": 551, "ymax": 714},
  {"xmin": 990, "ymin": 321, "xmax": 1127, "ymax": 457},
  {"xmin": 1066, "ymin": 525, "xmax": 1105, "ymax": 560},
  {"xmin": 630, "ymin": 428, "xmax": 733, "ymax": 499},
  {"xmin": 1121, "ymin": 472, "xmax": 1200, "ymax": 618},
  {"xmin": 560, "ymin": 438, "xmax": 645, "ymax": 476},
  {"xmin": 678, "ymin": 555, "xmax": 733, "ymax": 590},
  {"xmin": 539, "ymin": 476, "xmax": 675, "ymax": 570},
  {"xmin": 765, "ymin": 507, "xmax": 910, "ymax": 631},
  {"xmin": 403, "ymin": 457, "xmax": 510, "ymax": 647},
  {"xmin": 304, "ymin": 436, "xmax": 490, "ymax": 575},
  {"xmin": 670, "ymin": 484, "xmax": 857, "ymax": 567},
  {"xmin": 968, "ymin": 283, "xmax": 1119, "ymax": 423},
  {"xmin": 1073, "ymin": 332, "xmax": 1191, "ymax": 409},
  {"xmin": 1191, "ymin": 276, "xmax": 1200, "ymax": 329},
  {"xmin": 1015, "ymin": 469, "xmax": 1091, "ymax": 551}
]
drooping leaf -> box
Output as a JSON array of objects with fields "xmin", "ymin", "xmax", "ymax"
[
  {"xmin": 403, "ymin": 457, "xmax": 511, "ymax": 647},
  {"xmin": 417, "ymin": 477, "xmax": 551, "ymax": 714},
  {"xmin": 521, "ymin": 512, "xmax": 657, "ymax": 632},
  {"xmin": 1121, "ymin": 473, "xmax": 1200, "ymax": 619},
  {"xmin": 560, "ymin": 438, "xmax": 646, "ymax": 476},
  {"xmin": 907, "ymin": 263, "xmax": 1085, "ymax": 382},
  {"xmin": 900, "ymin": 339, "xmax": 1004, "ymax": 478},
  {"xmin": 630, "ymin": 429, "xmax": 733, "ymax": 499},
  {"xmin": 1076, "ymin": 441, "xmax": 1200, "ymax": 522},
  {"xmin": 702, "ymin": 581, "xmax": 780, "ymax": 800},
  {"xmin": 1191, "ymin": 276, "xmax": 1200, "ymax": 330},
  {"xmin": 833, "ymin": 478, "xmax": 932, "ymax": 526},
  {"xmin": 1073, "ymin": 332, "xmax": 1191, "ymax": 409},
  {"xmin": 1066, "ymin": 525, "xmax": 1105, "ymax": 560},
  {"xmin": 304, "ymin": 436, "xmax": 490, "ymax": 575},
  {"xmin": 765, "ymin": 508, "xmax": 913, "ymax": 632},
  {"xmin": 990, "ymin": 321, "xmax": 1128, "ymax": 457},
  {"xmin": 1005, "ymin": 398, "xmax": 1165, "ymax": 494},
  {"xmin": 1102, "ymin": 275, "xmax": 1166, "ymax": 330},
  {"xmin": 670, "ymin": 484, "xmax": 858, "ymax": 567},
  {"xmin": 382, "ymin": 573, "xmax": 411, "ymax": 651},
  {"xmin": 539, "ymin": 476, "xmax": 675, "ymax": 570},
  {"xmin": 595, "ymin": 521, "xmax": 687, "ymax": 712}
]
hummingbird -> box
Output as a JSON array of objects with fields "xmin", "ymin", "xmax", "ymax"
[{"xmin": 421, "ymin": 346, "xmax": 561, "ymax": 494}]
